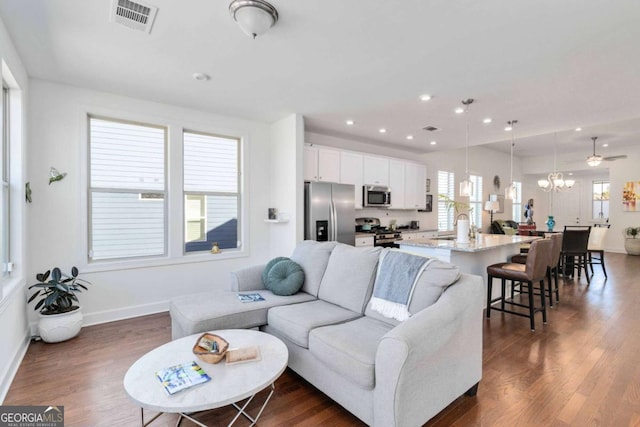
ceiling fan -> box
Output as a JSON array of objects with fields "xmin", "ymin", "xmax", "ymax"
[{"xmin": 586, "ymin": 136, "xmax": 627, "ymax": 167}]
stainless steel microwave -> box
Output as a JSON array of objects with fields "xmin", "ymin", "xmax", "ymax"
[{"xmin": 363, "ymin": 185, "xmax": 391, "ymax": 207}]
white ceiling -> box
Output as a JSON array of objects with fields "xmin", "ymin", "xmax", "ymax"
[{"xmin": 1, "ymin": 0, "xmax": 640, "ymax": 159}]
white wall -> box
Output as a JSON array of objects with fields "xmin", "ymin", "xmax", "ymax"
[
  {"xmin": 26, "ymin": 80, "xmax": 275, "ymax": 327},
  {"xmin": 0, "ymin": 14, "xmax": 30, "ymax": 403},
  {"xmin": 269, "ymin": 114, "xmax": 304, "ymax": 257}
]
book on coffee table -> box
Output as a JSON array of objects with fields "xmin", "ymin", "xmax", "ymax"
[
  {"xmin": 226, "ymin": 346, "xmax": 261, "ymax": 365},
  {"xmin": 156, "ymin": 361, "xmax": 211, "ymax": 395}
]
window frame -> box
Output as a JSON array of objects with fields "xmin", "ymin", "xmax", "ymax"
[
  {"xmin": 87, "ymin": 115, "xmax": 169, "ymax": 262},
  {"xmin": 1, "ymin": 82, "xmax": 10, "ymax": 279},
  {"xmin": 511, "ymin": 181, "xmax": 522, "ymax": 222},
  {"xmin": 592, "ymin": 180, "xmax": 610, "ymax": 220},
  {"xmin": 437, "ymin": 170, "xmax": 455, "ymax": 232},
  {"xmin": 183, "ymin": 129, "xmax": 242, "ymax": 255},
  {"xmin": 469, "ymin": 174, "xmax": 483, "ymax": 230}
]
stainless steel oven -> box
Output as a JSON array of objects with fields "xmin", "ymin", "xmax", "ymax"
[{"xmin": 363, "ymin": 185, "xmax": 391, "ymax": 207}]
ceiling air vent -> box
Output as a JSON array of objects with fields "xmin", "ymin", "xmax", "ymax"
[
  {"xmin": 422, "ymin": 126, "xmax": 440, "ymax": 132},
  {"xmin": 111, "ymin": 0, "xmax": 158, "ymax": 34}
]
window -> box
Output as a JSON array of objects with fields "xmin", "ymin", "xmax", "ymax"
[
  {"xmin": 511, "ymin": 181, "xmax": 522, "ymax": 222},
  {"xmin": 593, "ymin": 181, "xmax": 610, "ymax": 220},
  {"xmin": 437, "ymin": 170, "xmax": 455, "ymax": 231},
  {"xmin": 469, "ymin": 175, "xmax": 483, "ymax": 229},
  {"xmin": 88, "ymin": 117, "xmax": 167, "ymax": 261},
  {"xmin": 1, "ymin": 83, "xmax": 9, "ymax": 277},
  {"xmin": 183, "ymin": 131, "xmax": 240, "ymax": 253}
]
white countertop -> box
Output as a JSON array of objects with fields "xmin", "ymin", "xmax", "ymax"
[{"xmin": 398, "ymin": 234, "xmax": 538, "ymax": 253}]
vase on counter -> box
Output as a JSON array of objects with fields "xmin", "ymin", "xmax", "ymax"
[{"xmin": 546, "ymin": 215, "xmax": 555, "ymax": 232}]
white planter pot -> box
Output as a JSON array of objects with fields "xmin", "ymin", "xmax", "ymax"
[
  {"xmin": 625, "ymin": 238, "xmax": 640, "ymax": 256},
  {"xmin": 38, "ymin": 307, "xmax": 83, "ymax": 343}
]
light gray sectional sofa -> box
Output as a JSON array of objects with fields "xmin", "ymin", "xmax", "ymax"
[{"xmin": 170, "ymin": 241, "xmax": 484, "ymax": 427}]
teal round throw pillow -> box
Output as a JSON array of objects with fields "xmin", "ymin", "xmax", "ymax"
[
  {"xmin": 266, "ymin": 260, "xmax": 305, "ymax": 296},
  {"xmin": 262, "ymin": 256, "xmax": 290, "ymax": 287}
]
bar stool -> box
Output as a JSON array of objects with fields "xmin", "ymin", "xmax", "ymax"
[
  {"xmin": 510, "ymin": 233, "xmax": 562, "ymax": 307},
  {"xmin": 560, "ymin": 226, "xmax": 591, "ymax": 283},
  {"xmin": 486, "ymin": 238, "xmax": 552, "ymax": 331}
]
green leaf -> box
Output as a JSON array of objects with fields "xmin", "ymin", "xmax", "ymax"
[
  {"xmin": 41, "ymin": 270, "xmax": 50, "ymax": 282},
  {"xmin": 56, "ymin": 283, "xmax": 70, "ymax": 293},
  {"xmin": 34, "ymin": 299, "xmax": 44, "ymax": 311},
  {"xmin": 27, "ymin": 291, "xmax": 40, "ymax": 303},
  {"xmin": 51, "ymin": 268, "xmax": 62, "ymax": 282},
  {"xmin": 71, "ymin": 266, "xmax": 78, "ymax": 277}
]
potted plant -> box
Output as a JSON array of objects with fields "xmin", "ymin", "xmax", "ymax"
[
  {"xmin": 27, "ymin": 267, "xmax": 91, "ymax": 343},
  {"xmin": 624, "ymin": 226, "xmax": 640, "ymax": 255}
]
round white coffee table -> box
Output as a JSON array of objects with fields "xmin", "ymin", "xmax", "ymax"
[{"xmin": 124, "ymin": 329, "xmax": 288, "ymax": 427}]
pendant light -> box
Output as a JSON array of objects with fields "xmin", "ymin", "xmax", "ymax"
[
  {"xmin": 505, "ymin": 120, "xmax": 518, "ymax": 200},
  {"xmin": 459, "ymin": 99, "xmax": 474, "ymax": 197}
]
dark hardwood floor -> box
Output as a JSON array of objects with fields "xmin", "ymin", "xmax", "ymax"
[{"xmin": 5, "ymin": 252, "xmax": 640, "ymax": 426}]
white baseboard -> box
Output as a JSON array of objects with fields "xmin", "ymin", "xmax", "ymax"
[
  {"xmin": 0, "ymin": 326, "xmax": 30, "ymax": 404},
  {"xmin": 28, "ymin": 300, "xmax": 171, "ymax": 336}
]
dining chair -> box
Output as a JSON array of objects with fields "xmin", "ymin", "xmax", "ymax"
[
  {"xmin": 588, "ymin": 224, "xmax": 610, "ymax": 278},
  {"xmin": 560, "ymin": 225, "xmax": 592, "ymax": 283},
  {"xmin": 487, "ymin": 238, "xmax": 552, "ymax": 330}
]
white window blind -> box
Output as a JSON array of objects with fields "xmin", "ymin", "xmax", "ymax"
[
  {"xmin": 438, "ymin": 170, "xmax": 455, "ymax": 231},
  {"xmin": 184, "ymin": 131, "xmax": 240, "ymax": 253},
  {"xmin": 88, "ymin": 117, "xmax": 166, "ymax": 261},
  {"xmin": 469, "ymin": 175, "xmax": 483, "ymax": 229},
  {"xmin": 512, "ymin": 181, "xmax": 523, "ymax": 222}
]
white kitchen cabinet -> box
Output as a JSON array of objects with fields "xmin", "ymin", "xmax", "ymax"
[
  {"xmin": 355, "ymin": 235, "xmax": 374, "ymax": 247},
  {"xmin": 304, "ymin": 146, "xmax": 340, "ymax": 183},
  {"xmin": 405, "ymin": 162, "xmax": 427, "ymax": 210},
  {"xmin": 363, "ymin": 155, "xmax": 389, "ymax": 186},
  {"xmin": 340, "ymin": 151, "xmax": 364, "ymax": 209},
  {"xmin": 389, "ymin": 160, "xmax": 405, "ymax": 209}
]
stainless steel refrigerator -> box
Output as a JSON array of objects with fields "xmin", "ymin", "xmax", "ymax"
[{"xmin": 304, "ymin": 182, "xmax": 355, "ymax": 245}]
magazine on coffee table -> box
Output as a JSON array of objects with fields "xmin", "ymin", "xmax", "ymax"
[{"xmin": 156, "ymin": 361, "xmax": 211, "ymax": 395}]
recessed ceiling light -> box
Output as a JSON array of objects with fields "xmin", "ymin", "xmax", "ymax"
[
  {"xmin": 483, "ymin": 118, "xmax": 492, "ymax": 124},
  {"xmin": 379, "ymin": 128, "xmax": 387, "ymax": 133},
  {"xmin": 603, "ymin": 143, "xmax": 609, "ymax": 147},
  {"xmin": 454, "ymin": 107, "xmax": 465, "ymax": 114},
  {"xmin": 430, "ymin": 141, "xmax": 437, "ymax": 145},
  {"xmin": 568, "ymin": 172, "xmax": 574, "ymax": 176},
  {"xmin": 575, "ymin": 127, "xmax": 582, "ymax": 131},
  {"xmin": 192, "ymin": 72, "xmax": 211, "ymax": 81},
  {"xmin": 504, "ymin": 125, "xmax": 513, "ymax": 131},
  {"xmin": 345, "ymin": 119, "xmax": 355, "ymax": 125},
  {"xmin": 419, "ymin": 94, "xmax": 432, "ymax": 102},
  {"xmin": 406, "ymin": 135, "xmax": 414, "ymax": 140}
]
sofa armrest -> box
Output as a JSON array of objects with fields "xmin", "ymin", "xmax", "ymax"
[
  {"xmin": 373, "ymin": 273, "xmax": 484, "ymax": 427},
  {"xmin": 230, "ymin": 264, "xmax": 267, "ymax": 291}
]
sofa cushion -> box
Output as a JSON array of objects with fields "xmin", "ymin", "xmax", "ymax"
[
  {"xmin": 318, "ymin": 244, "xmax": 381, "ymax": 313},
  {"xmin": 267, "ymin": 300, "xmax": 361, "ymax": 348},
  {"xmin": 266, "ymin": 259, "xmax": 305, "ymax": 296},
  {"xmin": 290, "ymin": 241, "xmax": 338, "ymax": 296},
  {"xmin": 262, "ymin": 256, "xmax": 289, "ymax": 287},
  {"xmin": 309, "ymin": 317, "xmax": 394, "ymax": 389},
  {"xmin": 365, "ymin": 256, "xmax": 461, "ymax": 325},
  {"xmin": 170, "ymin": 290, "xmax": 316, "ymax": 339}
]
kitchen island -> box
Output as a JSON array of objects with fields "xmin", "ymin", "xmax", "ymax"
[{"xmin": 399, "ymin": 234, "xmax": 539, "ymax": 304}]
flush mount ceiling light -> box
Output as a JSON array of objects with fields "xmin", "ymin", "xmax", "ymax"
[
  {"xmin": 587, "ymin": 136, "xmax": 603, "ymax": 167},
  {"xmin": 505, "ymin": 120, "xmax": 518, "ymax": 201},
  {"xmin": 459, "ymin": 99, "xmax": 475, "ymax": 198},
  {"xmin": 229, "ymin": 0, "xmax": 278, "ymax": 39}
]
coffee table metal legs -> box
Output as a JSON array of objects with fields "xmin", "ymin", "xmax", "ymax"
[{"xmin": 140, "ymin": 383, "xmax": 276, "ymax": 427}]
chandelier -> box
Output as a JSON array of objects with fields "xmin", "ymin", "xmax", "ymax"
[{"xmin": 538, "ymin": 133, "xmax": 575, "ymax": 192}]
